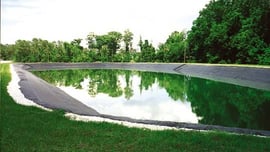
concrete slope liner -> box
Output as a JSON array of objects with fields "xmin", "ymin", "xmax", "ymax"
[
  {"xmin": 13, "ymin": 64, "xmax": 99, "ymax": 116},
  {"xmin": 174, "ymin": 64, "xmax": 270, "ymax": 91}
]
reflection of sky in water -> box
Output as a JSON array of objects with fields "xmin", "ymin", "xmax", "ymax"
[{"xmin": 58, "ymin": 75, "xmax": 200, "ymax": 123}]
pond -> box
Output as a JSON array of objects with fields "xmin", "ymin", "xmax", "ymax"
[{"xmin": 32, "ymin": 69, "xmax": 270, "ymax": 131}]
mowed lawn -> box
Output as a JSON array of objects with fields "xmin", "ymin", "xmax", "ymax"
[{"xmin": 1, "ymin": 63, "xmax": 270, "ymax": 152}]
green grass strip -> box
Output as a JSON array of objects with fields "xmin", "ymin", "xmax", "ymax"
[{"xmin": 1, "ymin": 63, "xmax": 270, "ymax": 152}]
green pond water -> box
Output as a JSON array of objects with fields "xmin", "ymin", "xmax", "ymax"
[{"xmin": 33, "ymin": 69, "xmax": 270, "ymax": 131}]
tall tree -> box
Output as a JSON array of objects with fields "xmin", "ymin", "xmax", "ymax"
[
  {"xmin": 14, "ymin": 40, "xmax": 32, "ymax": 62},
  {"xmin": 157, "ymin": 31, "xmax": 187, "ymax": 62},
  {"xmin": 123, "ymin": 29, "xmax": 134, "ymax": 52},
  {"xmin": 188, "ymin": 0, "xmax": 270, "ymax": 65},
  {"xmin": 0, "ymin": 44, "xmax": 15, "ymax": 60},
  {"xmin": 107, "ymin": 31, "xmax": 122, "ymax": 61},
  {"xmin": 95, "ymin": 31, "xmax": 122, "ymax": 61},
  {"xmin": 40, "ymin": 39, "xmax": 53, "ymax": 62},
  {"xmin": 139, "ymin": 39, "xmax": 156, "ymax": 62},
  {"xmin": 86, "ymin": 32, "xmax": 97, "ymax": 49},
  {"xmin": 53, "ymin": 41, "xmax": 67, "ymax": 62},
  {"xmin": 71, "ymin": 38, "xmax": 83, "ymax": 50},
  {"xmin": 70, "ymin": 38, "xmax": 85, "ymax": 62}
]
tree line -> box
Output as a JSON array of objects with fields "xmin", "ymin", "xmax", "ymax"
[
  {"xmin": 1, "ymin": 0, "xmax": 269, "ymax": 65},
  {"xmin": 0, "ymin": 29, "xmax": 187, "ymax": 63}
]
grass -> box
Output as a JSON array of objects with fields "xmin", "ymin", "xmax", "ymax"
[{"xmin": 1, "ymin": 63, "xmax": 270, "ymax": 152}]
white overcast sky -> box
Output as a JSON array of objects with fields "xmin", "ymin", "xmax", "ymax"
[{"xmin": 1, "ymin": 0, "xmax": 210, "ymax": 47}]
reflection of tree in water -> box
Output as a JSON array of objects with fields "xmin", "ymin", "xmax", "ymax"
[
  {"xmin": 33, "ymin": 70, "xmax": 87, "ymax": 89},
  {"xmin": 87, "ymin": 70, "xmax": 123, "ymax": 97},
  {"xmin": 187, "ymin": 77, "xmax": 270, "ymax": 130},
  {"xmin": 98, "ymin": 71, "xmax": 122, "ymax": 97},
  {"xmin": 88, "ymin": 79, "xmax": 98, "ymax": 96},
  {"xmin": 33, "ymin": 69, "xmax": 270, "ymax": 130},
  {"xmin": 156, "ymin": 73, "xmax": 188, "ymax": 101},
  {"xmin": 139, "ymin": 71, "xmax": 156, "ymax": 93},
  {"xmin": 124, "ymin": 70, "xmax": 133, "ymax": 100}
]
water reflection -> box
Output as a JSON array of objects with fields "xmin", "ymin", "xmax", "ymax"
[{"xmin": 33, "ymin": 69, "xmax": 270, "ymax": 131}]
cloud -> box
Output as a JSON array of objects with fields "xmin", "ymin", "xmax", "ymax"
[{"xmin": 1, "ymin": 0, "xmax": 210, "ymax": 46}]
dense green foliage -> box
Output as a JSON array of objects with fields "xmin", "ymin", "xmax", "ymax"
[
  {"xmin": 139, "ymin": 38, "xmax": 156, "ymax": 62},
  {"xmin": 0, "ymin": 44, "xmax": 15, "ymax": 60},
  {"xmin": 0, "ymin": 30, "xmax": 187, "ymax": 63},
  {"xmin": 157, "ymin": 31, "xmax": 188, "ymax": 62},
  {"xmin": 33, "ymin": 69, "xmax": 270, "ymax": 130},
  {"xmin": 2, "ymin": 64, "xmax": 270, "ymax": 151},
  {"xmin": 186, "ymin": 77, "xmax": 270, "ymax": 130},
  {"xmin": 188, "ymin": 0, "xmax": 270, "ymax": 64}
]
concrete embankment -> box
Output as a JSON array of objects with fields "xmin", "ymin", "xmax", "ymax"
[
  {"xmin": 22, "ymin": 62, "xmax": 270, "ymax": 91},
  {"xmin": 13, "ymin": 64, "xmax": 99, "ymax": 116}
]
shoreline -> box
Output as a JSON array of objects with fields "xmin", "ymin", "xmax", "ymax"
[
  {"xmin": 7, "ymin": 64, "xmax": 51, "ymax": 111},
  {"xmin": 22, "ymin": 62, "xmax": 270, "ymax": 91},
  {"xmin": 7, "ymin": 64, "xmax": 182, "ymax": 131},
  {"xmin": 7, "ymin": 63, "xmax": 270, "ymax": 136}
]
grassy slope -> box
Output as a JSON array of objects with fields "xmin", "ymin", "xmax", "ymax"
[{"xmin": 1, "ymin": 63, "xmax": 270, "ymax": 152}]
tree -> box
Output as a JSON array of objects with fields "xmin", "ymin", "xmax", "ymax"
[
  {"xmin": 188, "ymin": 0, "xmax": 270, "ymax": 65},
  {"xmin": 30, "ymin": 38, "xmax": 42, "ymax": 62},
  {"xmin": 107, "ymin": 31, "xmax": 122, "ymax": 61},
  {"xmin": 71, "ymin": 38, "xmax": 83, "ymax": 50},
  {"xmin": 95, "ymin": 31, "xmax": 122, "ymax": 62},
  {"xmin": 39, "ymin": 39, "xmax": 54, "ymax": 62},
  {"xmin": 14, "ymin": 40, "xmax": 32, "ymax": 62},
  {"xmin": 63, "ymin": 42, "xmax": 73, "ymax": 62},
  {"xmin": 0, "ymin": 44, "xmax": 15, "ymax": 60},
  {"xmin": 158, "ymin": 31, "xmax": 187, "ymax": 62},
  {"xmin": 100, "ymin": 45, "xmax": 109, "ymax": 62},
  {"xmin": 86, "ymin": 32, "xmax": 97, "ymax": 49},
  {"xmin": 95, "ymin": 34, "xmax": 110, "ymax": 61},
  {"xmin": 70, "ymin": 38, "xmax": 85, "ymax": 62},
  {"xmin": 123, "ymin": 29, "xmax": 134, "ymax": 53},
  {"xmin": 139, "ymin": 39, "xmax": 156, "ymax": 62},
  {"xmin": 52, "ymin": 41, "xmax": 67, "ymax": 62}
]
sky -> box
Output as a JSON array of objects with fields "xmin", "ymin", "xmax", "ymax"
[
  {"xmin": 59, "ymin": 75, "xmax": 199, "ymax": 123},
  {"xmin": 1, "ymin": 0, "xmax": 210, "ymax": 47}
]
